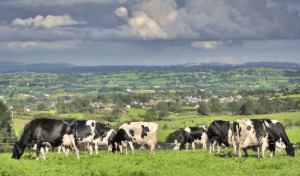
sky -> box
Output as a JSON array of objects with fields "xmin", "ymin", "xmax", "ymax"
[{"xmin": 0, "ymin": 0, "xmax": 299, "ymax": 66}]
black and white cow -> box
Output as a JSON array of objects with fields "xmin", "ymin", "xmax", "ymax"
[
  {"xmin": 92, "ymin": 128, "xmax": 116, "ymax": 154},
  {"xmin": 233, "ymin": 119, "xmax": 295, "ymax": 158},
  {"xmin": 76, "ymin": 120, "xmax": 104, "ymax": 155},
  {"xmin": 173, "ymin": 125, "xmax": 208, "ymax": 151},
  {"xmin": 207, "ymin": 120, "xmax": 236, "ymax": 153},
  {"xmin": 108, "ymin": 122, "xmax": 158, "ymax": 155},
  {"xmin": 12, "ymin": 118, "xmax": 80, "ymax": 160}
]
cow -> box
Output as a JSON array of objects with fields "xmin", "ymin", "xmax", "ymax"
[
  {"xmin": 108, "ymin": 122, "xmax": 158, "ymax": 155},
  {"xmin": 12, "ymin": 118, "xmax": 80, "ymax": 160},
  {"xmin": 92, "ymin": 128, "xmax": 116, "ymax": 154},
  {"xmin": 173, "ymin": 125, "xmax": 208, "ymax": 151},
  {"xmin": 233, "ymin": 119, "xmax": 295, "ymax": 158},
  {"xmin": 207, "ymin": 120, "xmax": 236, "ymax": 154},
  {"xmin": 77, "ymin": 120, "xmax": 111, "ymax": 154}
]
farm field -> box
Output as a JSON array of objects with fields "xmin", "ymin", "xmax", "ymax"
[{"xmin": 1, "ymin": 149, "xmax": 299, "ymax": 175}]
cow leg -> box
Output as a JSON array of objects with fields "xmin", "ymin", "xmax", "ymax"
[
  {"xmin": 192, "ymin": 142, "xmax": 195, "ymax": 152},
  {"xmin": 257, "ymin": 146, "xmax": 260, "ymax": 159},
  {"xmin": 217, "ymin": 141, "xmax": 221, "ymax": 153},
  {"xmin": 35, "ymin": 142, "xmax": 43, "ymax": 160},
  {"xmin": 58, "ymin": 146, "xmax": 61, "ymax": 154},
  {"xmin": 70, "ymin": 137, "xmax": 80, "ymax": 160},
  {"xmin": 128, "ymin": 141, "xmax": 135, "ymax": 155},
  {"xmin": 119, "ymin": 145, "xmax": 123, "ymax": 153},
  {"xmin": 261, "ymin": 142, "xmax": 268, "ymax": 159},
  {"xmin": 209, "ymin": 140, "xmax": 216, "ymax": 153},
  {"xmin": 238, "ymin": 144, "xmax": 243, "ymax": 157},
  {"xmin": 65, "ymin": 146, "xmax": 70, "ymax": 157},
  {"xmin": 84, "ymin": 143, "xmax": 87, "ymax": 154},
  {"xmin": 94, "ymin": 142, "xmax": 98, "ymax": 155},
  {"xmin": 87, "ymin": 143, "xmax": 93, "ymax": 155},
  {"xmin": 242, "ymin": 148, "xmax": 248, "ymax": 157},
  {"xmin": 224, "ymin": 146, "xmax": 228, "ymax": 153},
  {"xmin": 233, "ymin": 142, "xmax": 237, "ymax": 154},
  {"xmin": 213, "ymin": 141, "xmax": 216, "ymax": 152},
  {"xmin": 150, "ymin": 144, "xmax": 155, "ymax": 155},
  {"xmin": 51, "ymin": 146, "xmax": 54, "ymax": 154},
  {"xmin": 40, "ymin": 147, "xmax": 46, "ymax": 160},
  {"xmin": 186, "ymin": 143, "xmax": 189, "ymax": 151},
  {"xmin": 45, "ymin": 146, "xmax": 49, "ymax": 155}
]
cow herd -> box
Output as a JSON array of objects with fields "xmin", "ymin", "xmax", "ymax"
[
  {"xmin": 12, "ymin": 118, "xmax": 295, "ymax": 161},
  {"xmin": 173, "ymin": 119, "xmax": 295, "ymax": 158}
]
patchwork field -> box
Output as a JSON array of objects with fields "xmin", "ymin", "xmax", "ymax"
[{"xmin": 1, "ymin": 149, "xmax": 299, "ymax": 175}]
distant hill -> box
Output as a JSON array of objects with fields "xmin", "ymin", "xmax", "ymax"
[{"xmin": 0, "ymin": 61, "xmax": 300, "ymax": 73}]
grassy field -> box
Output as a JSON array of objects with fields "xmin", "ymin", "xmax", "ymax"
[
  {"xmin": 1, "ymin": 149, "xmax": 299, "ymax": 175},
  {"xmin": 286, "ymin": 129, "xmax": 300, "ymax": 144},
  {"xmin": 125, "ymin": 108, "xmax": 147, "ymax": 117}
]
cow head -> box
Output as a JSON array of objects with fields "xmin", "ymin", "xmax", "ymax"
[
  {"xmin": 107, "ymin": 139, "xmax": 116, "ymax": 153},
  {"xmin": 286, "ymin": 143, "xmax": 295, "ymax": 157},
  {"xmin": 12, "ymin": 142, "xmax": 24, "ymax": 159}
]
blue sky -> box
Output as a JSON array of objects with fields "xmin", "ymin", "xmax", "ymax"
[{"xmin": 0, "ymin": 0, "xmax": 299, "ymax": 66}]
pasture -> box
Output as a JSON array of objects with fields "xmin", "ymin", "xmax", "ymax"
[{"xmin": 1, "ymin": 149, "xmax": 299, "ymax": 175}]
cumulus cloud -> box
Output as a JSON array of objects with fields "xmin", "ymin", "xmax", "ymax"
[
  {"xmin": 127, "ymin": 0, "xmax": 178, "ymax": 39},
  {"xmin": 191, "ymin": 41, "xmax": 223, "ymax": 49},
  {"xmin": 12, "ymin": 15, "xmax": 86, "ymax": 28},
  {"xmin": 128, "ymin": 11, "xmax": 168, "ymax": 39},
  {"xmin": 0, "ymin": 40, "xmax": 80, "ymax": 51},
  {"xmin": 114, "ymin": 7, "xmax": 129, "ymax": 20}
]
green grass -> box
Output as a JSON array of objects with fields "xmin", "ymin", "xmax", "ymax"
[
  {"xmin": 60, "ymin": 113, "xmax": 85, "ymax": 119},
  {"xmin": 157, "ymin": 130, "xmax": 176, "ymax": 142},
  {"xmin": 125, "ymin": 108, "xmax": 147, "ymax": 117},
  {"xmin": 286, "ymin": 129, "xmax": 300, "ymax": 144},
  {"xmin": 1, "ymin": 149, "xmax": 299, "ymax": 175}
]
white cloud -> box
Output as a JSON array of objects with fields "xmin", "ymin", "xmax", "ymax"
[
  {"xmin": 128, "ymin": 11, "xmax": 167, "ymax": 39},
  {"xmin": 12, "ymin": 15, "xmax": 86, "ymax": 28},
  {"xmin": 126, "ymin": 0, "xmax": 178, "ymax": 39},
  {"xmin": 0, "ymin": 40, "xmax": 81, "ymax": 51},
  {"xmin": 114, "ymin": 7, "xmax": 129, "ymax": 20},
  {"xmin": 191, "ymin": 41, "xmax": 223, "ymax": 49}
]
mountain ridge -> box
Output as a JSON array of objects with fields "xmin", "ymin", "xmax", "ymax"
[{"xmin": 0, "ymin": 61, "xmax": 299, "ymax": 73}]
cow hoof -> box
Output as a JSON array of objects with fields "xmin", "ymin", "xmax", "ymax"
[
  {"xmin": 36, "ymin": 158, "xmax": 39, "ymax": 160},
  {"xmin": 77, "ymin": 156, "xmax": 80, "ymax": 160}
]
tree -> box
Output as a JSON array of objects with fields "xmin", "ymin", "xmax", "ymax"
[
  {"xmin": 240, "ymin": 98, "xmax": 257, "ymax": 115},
  {"xmin": 0, "ymin": 101, "xmax": 14, "ymax": 145},
  {"xmin": 144, "ymin": 109, "xmax": 157, "ymax": 121},
  {"xmin": 209, "ymin": 98, "xmax": 223, "ymax": 114},
  {"xmin": 197, "ymin": 102, "xmax": 210, "ymax": 115},
  {"xmin": 227, "ymin": 101, "xmax": 240, "ymax": 115},
  {"xmin": 166, "ymin": 128, "xmax": 184, "ymax": 143},
  {"xmin": 163, "ymin": 124, "xmax": 168, "ymax": 130},
  {"xmin": 37, "ymin": 103, "xmax": 48, "ymax": 111}
]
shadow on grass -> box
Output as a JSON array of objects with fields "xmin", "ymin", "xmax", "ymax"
[{"xmin": 215, "ymin": 151, "xmax": 259, "ymax": 158}]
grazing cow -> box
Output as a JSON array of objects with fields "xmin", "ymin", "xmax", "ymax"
[
  {"xmin": 233, "ymin": 119, "xmax": 295, "ymax": 158},
  {"xmin": 207, "ymin": 120, "xmax": 236, "ymax": 153},
  {"xmin": 173, "ymin": 125, "xmax": 208, "ymax": 151},
  {"xmin": 76, "ymin": 120, "xmax": 110, "ymax": 155},
  {"xmin": 12, "ymin": 118, "xmax": 80, "ymax": 160},
  {"xmin": 108, "ymin": 122, "xmax": 158, "ymax": 155},
  {"xmin": 92, "ymin": 128, "xmax": 116, "ymax": 154}
]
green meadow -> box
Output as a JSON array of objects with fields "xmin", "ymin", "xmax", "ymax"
[{"xmin": 1, "ymin": 149, "xmax": 299, "ymax": 175}]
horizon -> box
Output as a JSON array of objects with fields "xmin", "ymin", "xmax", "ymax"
[{"xmin": 0, "ymin": 0, "xmax": 299, "ymax": 66}]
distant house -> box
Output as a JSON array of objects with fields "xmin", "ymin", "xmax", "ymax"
[
  {"xmin": 0, "ymin": 95, "xmax": 4, "ymax": 99},
  {"xmin": 126, "ymin": 105, "xmax": 131, "ymax": 108},
  {"xmin": 194, "ymin": 105, "xmax": 199, "ymax": 109},
  {"xmin": 154, "ymin": 86, "xmax": 160, "ymax": 89}
]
